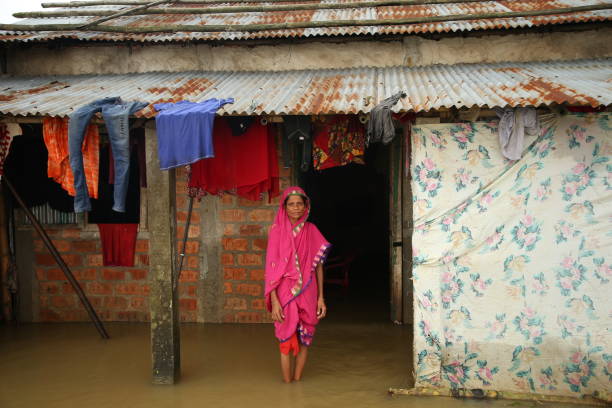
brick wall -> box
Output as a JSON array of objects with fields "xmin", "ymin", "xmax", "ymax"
[
  {"xmin": 31, "ymin": 153, "xmax": 288, "ymax": 324},
  {"xmin": 218, "ymin": 167, "xmax": 291, "ymax": 323}
]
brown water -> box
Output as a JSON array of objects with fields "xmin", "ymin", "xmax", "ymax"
[{"xmin": 0, "ymin": 294, "xmax": 592, "ymax": 408}]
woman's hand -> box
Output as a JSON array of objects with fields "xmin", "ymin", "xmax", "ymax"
[
  {"xmin": 271, "ymin": 298, "xmax": 285, "ymax": 323},
  {"xmin": 317, "ymin": 297, "xmax": 327, "ymax": 319}
]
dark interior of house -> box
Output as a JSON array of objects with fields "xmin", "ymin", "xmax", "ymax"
[{"xmin": 299, "ymin": 143, "xmax": 391, "ymax": 323}]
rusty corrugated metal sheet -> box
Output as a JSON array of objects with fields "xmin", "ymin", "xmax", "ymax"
[
  {"xmin": 0, "ymin": 59, "xmax": 609, "ymax": 117},
  {"xmin": 0, "ymin": 0, "xmax": 610, "ymax": 42}
]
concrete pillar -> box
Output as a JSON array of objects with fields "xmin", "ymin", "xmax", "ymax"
[{"xmin": 145, "ymin": 122, "xmax": 181, "ymax": 384}]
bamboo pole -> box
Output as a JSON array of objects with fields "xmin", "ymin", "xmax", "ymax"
[
  {"xmin": 77, "ymin": 0, "xmax": 173, "ymax": 29},
  {"xmin": 388, "ymin": 387, "xmax": 609, "ymax": 406},
  {"xmin": 173, "ymin": 195, "xmax": 193, "ymax": 292},
  {"xmin": 2, "ymin": 4, "xmax": 610, "ymax": 33},
  {"xmin": 3, "ymin": 177, "xmax": 110, "ymax": 339},
  {"xmin": 20, "ymin": 0, "xmax": 518, "ymax": 18},
  {"xmin": 40, "ymin": 0, "xmax": 496, "ymax": 7}
]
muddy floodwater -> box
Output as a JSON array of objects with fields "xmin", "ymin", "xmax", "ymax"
[{"xmin": 0, "ymin": 297, "xmax": 593, "ymax": 408}]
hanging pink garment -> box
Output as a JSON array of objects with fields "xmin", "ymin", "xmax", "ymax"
[
  {"xmin": 97, "ymin": 224, "xmax": 138, "ymax": 267},
  {"xmin": 264, "ymin": 186, "xmax": 331, "ymax": 346}
]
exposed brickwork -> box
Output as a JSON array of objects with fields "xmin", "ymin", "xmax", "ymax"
[{"xmin": 31, "ymin": 135, "xmax": 289, "ymax": 324}]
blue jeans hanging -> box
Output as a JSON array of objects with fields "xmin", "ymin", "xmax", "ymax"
[{"xmin": 69, "ymin": 97, "xmax": 148, "ymax": 213}]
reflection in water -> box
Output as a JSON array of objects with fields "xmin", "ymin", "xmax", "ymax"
[{"xmin": 0, "ymin": 315, "xmax": 589, "ymax": 408}]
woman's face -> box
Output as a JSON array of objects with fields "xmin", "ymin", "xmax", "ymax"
[{"xmin": 285, "ymin": 195, "xmax": 306, "ymax": 223}]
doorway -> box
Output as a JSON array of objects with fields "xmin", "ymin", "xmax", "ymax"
[{"xmin": 299, "ymin": 143, "xmax": 391, "ymax": 323}]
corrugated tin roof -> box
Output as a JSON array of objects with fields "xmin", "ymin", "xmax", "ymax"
[
  {"xmin": 0, "ymin": 0, "xmax": 610, "ymax": 42},
  {"xmin": 0, "ymin": 59, "xmax": 610, "ymax": 117}
]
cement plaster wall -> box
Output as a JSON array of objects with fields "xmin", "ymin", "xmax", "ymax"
[{"xmin": 6, "ymin": 27, "xmax": 611, "ymax": 75}]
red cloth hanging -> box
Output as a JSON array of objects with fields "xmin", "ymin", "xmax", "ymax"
[
  {"xmin": 312, "ymin": 115, "xmax": 366, "ymax": 171},
  {"xmin": 188, "ymin": 118, "xmax": 280, "ymax": 201},
  {"xmin": 97, "ymin": 224, "xmax": 138, "ymax": 267}
]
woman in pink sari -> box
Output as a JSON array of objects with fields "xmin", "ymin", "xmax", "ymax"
[{"xmin": 265, "ymin": 186, "xmax": 331, "ymax": 383}]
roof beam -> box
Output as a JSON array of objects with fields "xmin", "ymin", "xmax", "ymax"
[
  {"xmin": 76, "ymin": 0, "xmax": 174, "ymax": 29},
  {"xmin": 39, "ymin": 0, "xmax": 491, "ymax": 7},
  {"xmin": 3, "ymin": 4, "xmax": 611, "ymax": 33},
  {"xmin": 16, "ymin": 0, "xmax": 542, "ymax": 18}
]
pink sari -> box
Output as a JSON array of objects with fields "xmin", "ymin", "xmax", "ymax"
[{"xmin": 264, "ymin": 186, "xmax": 331, "ymax": 346}]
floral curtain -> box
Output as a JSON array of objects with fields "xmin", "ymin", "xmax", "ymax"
[{"xmin": 411, "ymin": 114, "xmax": 611, "ymax": 399}]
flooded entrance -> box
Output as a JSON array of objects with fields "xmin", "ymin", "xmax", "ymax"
[{"xmin": 300, "ymin": 143, "xmax": 391, "ymax": 324}]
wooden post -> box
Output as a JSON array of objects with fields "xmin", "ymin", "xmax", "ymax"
[
  {"xmin": 145, "ymin": 122, "xmax": 180, "ymax": 384},
  {"xmin": 401, "ymin": 125, "xmax": 413, "ymax": 325},
  {"xmin": 389, "ymin": 136, "xmax": 403, "ymax": 324}
]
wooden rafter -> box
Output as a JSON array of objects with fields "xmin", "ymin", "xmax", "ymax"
[{"xmin": 2, "ymin": 4, "xmax": 610, "ymax": 33}]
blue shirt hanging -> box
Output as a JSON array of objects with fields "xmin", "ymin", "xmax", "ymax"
[{"xmin": 154, "ymin": 98, "xmax": 234, "ymax": 170}]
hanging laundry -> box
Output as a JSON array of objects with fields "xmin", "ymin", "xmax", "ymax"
[
  {"xmin": 283, "ymin": 116, "xmax": 312, "ymax": 171},
  {"xmin": 43, "ymin": 117, "xmax": 99, "ymax": 199},
  {"xmin": 108, "ymin": 128, "xmax": 147, "ymax": 188},
  {"xmin": 69, "ymin": 97, "xmax": 148, "ymax": 213},
  {"xmin": 188, "ymin": 117, "xmax": 279, "ymax": 201},
  {"xmin": 366, "ymin": 91, "xmax": 405, "ymax": 146},
  {"xmin": 154, "ymin": 98, "xmax": 234, "ymax": 170},
  {"xmin": 97, "ymin": 224, "xmax": 138, "ymax": 267},
  {"xmin": 0, "ymin": 123, "xmax": 18, "ymax": 178},
  {"xmin": 494, "ymin": 107, "xmax": 539, "ymax": 161},
  {"xmin": 312, "ymin": 115, "xmax": 365, "ymax": 171}
]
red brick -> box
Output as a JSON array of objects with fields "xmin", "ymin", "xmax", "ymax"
[
  {"xmin": 248, "ymin": 209, "xmax": 274, "ymax": 222},
  {"xmin": 223, "ymin": 224, "xmax": 236, "ymax": 236},
  {"xmin": 142, "ymin": 285, "xmax": 151, "ymax": 295},
  {"xmin": 35, "ymin": 253, "xmax": 55, "ymax": 266},
  {"xmin": 239, "ymin": 224, "xmax": 263, "ymax": 235},
  {"xmin": 60, "ymin": 310, "xmax": 88, "ymax": 322},
  {"xmin": 235, "ymin": 312, "xmax": 263, "ymax": 323},
  {"xmin": 63, "ymin": 254, "xmax": 83, "ymax": 267},
  {"xmin": 252, "ymin": 238, "xmax": 267, "ymax": 251},
  {"xmin": 40, "ymin": 308, "xmax": 61, "ymax": 322},
  {"xmin": 35, "ymin": 268, "xmax": 46, "ymax": 281},
  {"xmin": 223, "ymin": 267, "xmax": 247, "ymax": 281},
  {"xmin": 103, "ymin": 296, "xmax": 128, "ymax": 309},
  {"xmin": 221, "ymin": 253, "xmax": 234, "ymax": 265},
  {"xmin": 180, "ymin": 311, "xmax": 197, "ymax": 322},
  {"xmin": 86, "ymin": 254, "xmax": 103, "ymax": 267},
  {"xmin": 185, "ymin": 256, "xmax": 199, "ymax": 269},
  {"xmin": 176, "ymin": 195, "xmax": 188, "ymax": 208},
  {"xmin": 62, "ymin": 282, "xmax": 75, "ymax": 294},
  {"xmin": 131, "ymin": 297, "xmax": 147, "ymax": 310},
  {"xmin": 251, "ymin": 299, "xmax": 266, "ymax": 310},
  {"xmin": 177, "ymin": 210, "xmax": 200, "ymax": 223},
  {"xmin": 87, "ymin": 296, "xmax": 103, "ymax": 308},
  {"xmin": 178, "ymin": 270, "xmax": 198, "ymax": 282},
  {"xmin": 51, "ymin": 295, "xmax": 76, "ymax": 309},
  {"xmin": 220, "ymin": 209, "xmax": 245, "ymax": 222},
  {"xmin": 87, "ymin": 282, "xmax": 113, "ymax": 295},
  {"xmin": 221, "ymin": 195, "xmax": 235, "ymax": 205},
  {"xmin": 224, "ymin": 297, "xmax": 247, "ymax": 310},
  {"xmin": 135, "ymin": 240, "xmax": 149, "ymax": 253},
  {"xmin": 223, "ymin": 313, "xmax": 235, "ymax": 323},
  {"xmin": 138, "ymin": 254, "xmax": 149, "ymax": 266},
  {"xmin": 184, "ymin": 241, "xmax": 200, "ymax": 254},
  {"xmin": 33, "ymin": 239, "xmax": 45, "ymax": 252},
  {"xmin": 187, "ymin": 225, "xmax": 200, "ymax": 238},
  {"xmin": 179, "ymin": 284, "xmax": 197, "ymax": 297},
  {"xmin": 39, "ymin": 295, "xmax": 49, "ymax": 307},
  {"xmin": 128, "ymin": 269, "xmax": 148, "ymax": 280},
  {"xmin": 115, "ymin": 311, "xmax": 147, "ymax": 322},
  {"xmin": 116, "ymin": 283, "xmax": 142, "ymax": 295},
  {"xmin": 180, "ymin": 298, "xmax": 197, "ymax": 311},
  {"xmin": 237, "ymin": 197, "xmax": 262, "ymax": 207},
  {"xmin": 237, "ymin": 253, "xmax": 263, "ymax": 266},
  {"xmin": 224, "ymin": 282, "xmax": 233, "ymax": 294},
  {"xmin": 250, "ymin": 269, "xmax": 265, "ymax": 281},
  {"xmin": 51, "ymin": 239, "xmax": 71, "ymax": 252},
  {"xmin": 279, "ymin": 167, "xmax": 291, "ymax": 178},
  {"xmin": 46, "ymin": 268, "xmax": 67, "ymax": 281},
  {"xmin": 72, "ymin": 241, "xmax": 97, "ymax": 252},
  {"xmin": 236, "ymin": 283, "xmax": 262, "ymax": 297},
  {"xmin": 102, "ymin": 269, "xmax": 125, "ymax": 280},
  {"xmin": 40, "ymin": 282, "xmax": 59, "ymax": 294},
  {"xmin": 222, "ymin": 238, "xmax": 248, "ymax": 251},
  {"xmin": 74, "ymin": 268, "xmax": 97, "ymax": 280},
  {"xmin": 62, "ymin": 228, "xmax": 82, "ymax": 239}
]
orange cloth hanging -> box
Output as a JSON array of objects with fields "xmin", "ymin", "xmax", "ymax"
[{"xmin": 43, "ymin": 117, "xmax": 99, "ymax": 199}]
